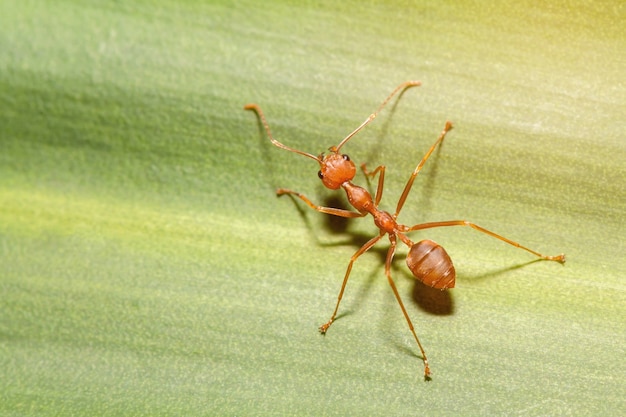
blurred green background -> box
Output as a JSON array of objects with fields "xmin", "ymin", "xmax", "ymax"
[{"xmin": 1, "ymin": 0, "xmax": 624, "ymax": 415}]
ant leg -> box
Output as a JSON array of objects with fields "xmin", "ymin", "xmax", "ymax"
[
  {"xmin": 277, "ymin": 188, "xmax": 366, "ymax": 218},
  {"xmin": 383, "ymin": 235, "xmax": 431, "ymax": 380},
  {"xmin": 335, "ymin": 81, "xmax": 421, "ymax": 152},
  {"xmin": 407, "ymin": 220, "xmax": 566, "ymax": 263},
  {"xmin": 361, "ymin": 163, "xmax": 386, "ymax": 206},
  {"xmin": 319, "ymin": 234, "xmax": 383, "ymax": 334},
  {"xmin": 394, "ymin": 121, "xmax": 453, "ymax": 217}
]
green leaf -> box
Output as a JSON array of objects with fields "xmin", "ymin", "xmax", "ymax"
[{"xmin": 1, "ymin": 1, "xmax": 624, "ymax": 415}]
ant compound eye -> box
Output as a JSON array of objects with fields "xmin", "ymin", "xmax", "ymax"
[
  {"xmin": 342, "ymin": 154, "xmax": 350, "ymax": 161},
  {"xmin": 318, "ymin": 170, "xmax": 324, "ymax": 179}
]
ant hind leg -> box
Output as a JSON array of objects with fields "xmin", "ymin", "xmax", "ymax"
[
  {"xmin": 383, "ymin": 235, "xmax": 431, "ymax": 380},
  {"xmin": 407, "ymin": 220, "xmax": 566, "ymax": 263}
]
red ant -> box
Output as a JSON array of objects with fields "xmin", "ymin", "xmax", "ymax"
[{"xmin": 244, "ymin": 81, "xmax": 565, "ymax": 380}]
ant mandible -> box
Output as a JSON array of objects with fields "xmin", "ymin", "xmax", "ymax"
[{"xmin": 244, "ymin": 81, "xmax": 566, "ymax": 380}]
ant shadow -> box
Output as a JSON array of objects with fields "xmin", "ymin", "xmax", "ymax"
[
  {"xmin": 290, "ymin": 191, "xmax": 549, "ymax": 321},
  {"xmin": 460, "ymin": 258, "xmax": 546, "ymax": 284},
  {"xmin": 283, "ymin": 192, "xmax": 455, "ymax": 318},
  {"xmin": 410, "ymin": 277, "xmax": 455, "ymax": 316},
  {"xmin": 406, "ymin": 258, "xmax": 547, "ymax": 315}
]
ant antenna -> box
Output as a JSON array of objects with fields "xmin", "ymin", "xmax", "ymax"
[
  {"xmin": 244, "ymin": 103, "xmax": 321, "ymax": 163},
  {"xmin": 334, "ymin": 80, "xmax": 421, "ymax": 152}
]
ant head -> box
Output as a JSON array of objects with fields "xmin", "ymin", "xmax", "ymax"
[{"xmin": 317, "ymin": 147, "xmax": 356, "ymax": 190}]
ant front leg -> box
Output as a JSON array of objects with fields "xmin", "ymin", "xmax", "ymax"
[
  {"xmin": 360, "ymin": 163, "xmax": 386, "ymax": 206},
  {"xmin": 276, "ymin": 188, "xmax": 366, "ymax": 218},
  {"xmin": 395, "ymin": 121, "xmax": 453, "ymax": 217}
]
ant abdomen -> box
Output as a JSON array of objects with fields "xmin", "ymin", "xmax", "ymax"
[{"xmin": 406, "ymin": 240, "xmax": 456, "ymax": 290}]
